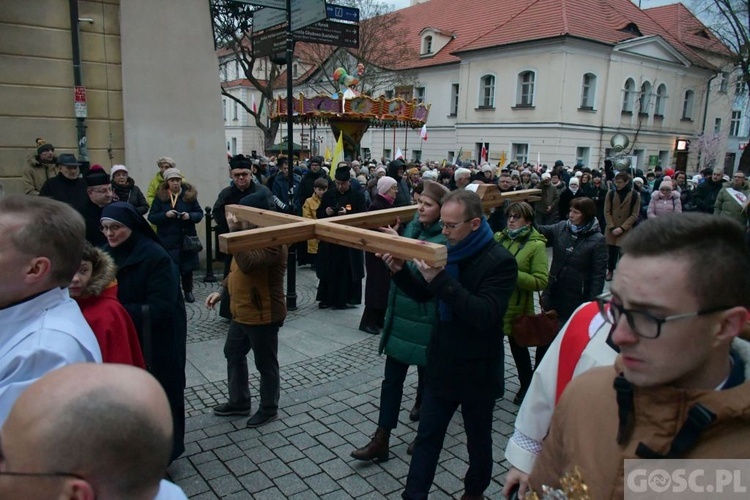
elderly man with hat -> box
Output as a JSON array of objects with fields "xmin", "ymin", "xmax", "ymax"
[
  {"xmin": 81, "ymin": 165, "xmax": 114, "ymax": 246},
  {"xmin": 39, "ymin": 153, "xmax": 89, "ymax": 214},
  {"xmin": 206, "ymin": 190, "xmax": 287, "ymax": 428},
  {"xmin": 315, "ymin": 165, "xmax": 367, "ymax": 309},
  {"xmin": 22, "ymin": 138, "xmax": 58, "ymax": 195}
]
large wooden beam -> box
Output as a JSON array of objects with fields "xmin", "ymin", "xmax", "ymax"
[
  {"xmin": 226, "ymin": 204, "xmax": 306, "ymax": 227},
  {"xmin": 325, "ymin": 205, "xmax": 418, "ymax": 229},
  {"xmin": 219, "ymin": 220, "xmax": 316, "ymax": 254},
  {"xmin": 315, "ymin": 222, "xmax": 447, "ymax": 267},
  {"xmin": 473, "ymin": 185, "xmax": 542, "ymax": 211}
]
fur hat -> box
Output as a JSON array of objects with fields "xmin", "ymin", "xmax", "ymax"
[
  {"xmin": 229, "ymin": 154, "xmax": 253, "ymax": 170},
  {"xmin": 85, "ymin": 164, "xmax": 110, "ymax": 186},
  {"xmin": 634, "ymin": 177, "xmax": 644, "ymax": 185},
  {"xmin": 163, "ymin": 168, "xmax": 183, "ymax": 181},
  {"xmin": 377, "ymin": 176, "xmax": 397, "ymax": 195},
  {"xmin": 568, "ymin": 177, "xmax": 580, "ymax": 185},
  {"xmin": 111, "ymin": 164, "xmax": 128, "ymax": 176},
  {"xmin": 420, "ymin": 180, "xmax": 449, "ymax": 204}
]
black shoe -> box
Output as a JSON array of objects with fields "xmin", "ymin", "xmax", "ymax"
[
  {"xmin": 359, "ymin": 325, "xmax": 380, "ymax": 335},
  {"xmin": 513, "ymin": 388, "xmax": 527, "ymax": 406},
  {"xmin": 407, "ymin": 439, "xmax": 416, "ymax": 455},
  {"xmin": 247, "ymin": 411, "xmax": 278, "ymax": 428},
  {"xmin": 409, "ymin": 403, "xmax": 421, "ymax": 422},
  {"xmin": 184, "ymin": 291, "xmax": 195, "ymax": 303},
  {"xmin": 213, "ymin": 403, "xmax": 251, "ymax": 416},
  {"xmin": 319, "ymin": 302, "xmax": 329, "ymax": 309}
]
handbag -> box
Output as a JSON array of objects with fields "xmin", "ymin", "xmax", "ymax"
[
  {"xmin": 512, "ymin": 291, "xmax": 559, "ymax": 347},
  {"xmin": 182, "ymin": 234, "xmax": 203, "ymax": 253}
]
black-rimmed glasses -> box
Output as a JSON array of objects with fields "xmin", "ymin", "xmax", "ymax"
[{"xmin": 439, "ymin": 219, "xmax": 471, "ymax": 230}]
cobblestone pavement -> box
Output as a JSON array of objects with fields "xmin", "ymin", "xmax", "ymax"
[{"xmin": 172, "ymin": 265, "xmax": 522, "ymax": 499}]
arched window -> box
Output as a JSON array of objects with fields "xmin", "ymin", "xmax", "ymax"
[
  {"xmin": 581, "ymin": 73, "xmax": 596, "ymax": 108},
  {"xmin": 622, "ymin": 78, "xmax": 636, "ymax": 113},
  {"xmin": 682, "ymin": 90, "xmax": 695, "ymax": 120},
  {"xmin": 517, "ymin": 71, "xmax": 535, "ymax": 106},
  {"xmin": 423, "ymin": 35, "xmax": 433, "ymax": 54},
  {"xmin": 654, "ymin": 84, "xmax": 667, "ymax": 116},
  {"xmin": 479, "ymin": 75, "xmax": 495, "ymax": 108},
  {"xmin": 639, "ymin": 81, "xmax": 652, "ymax": 115}
]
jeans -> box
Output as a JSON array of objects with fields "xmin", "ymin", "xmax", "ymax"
[
  {"xmin": 402, "ymin": 389, "xmax": 495, "ymax": 499},
  {"xmin": 224, "ymin": 321, "xmax": 280, "ymax": 414},
  {"xmin": 378, "ymin": 356, "xmax": 425, "ymax": 430}
]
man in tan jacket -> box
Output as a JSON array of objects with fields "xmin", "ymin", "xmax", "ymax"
[{"xmin": 529, "ymin": 213, "xmax": 750, "ymax": 499}]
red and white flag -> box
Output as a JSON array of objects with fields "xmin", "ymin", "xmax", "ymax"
[
  {"xmin": 251, "ymin": 94, "xmax": 258, "ymax": 114},
  {"xmin": 419, "ymin": 124, "xmax": 428, "ymax": 141},
  {"xmin": 480, "ymin": 144, "xmax": 488, "ymax": 162}
]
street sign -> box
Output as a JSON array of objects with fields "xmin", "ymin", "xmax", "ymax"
[
  {"xmin": 326, "ymin": 3, "xmax": 359, "ymax": 23},
  {"xmin": 294, "ymin": 19, "xmax": 359, "ymax": 48},
  {"xmin": 254, "ymin": 0, "xmax": 327, "ymax": 32},
  {"xmin": 74, "ymin": 85, "xmax": 87, "ymax": 118},
  {"xmin": 231, "ymin": 0, "xmax": 285, "ymax": 9},
  {"xmin": 252, "ymin": 27, "xmax": 286, "ymax": 57}
]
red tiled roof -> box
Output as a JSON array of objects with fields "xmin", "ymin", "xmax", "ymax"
[
  {"xmin": 645, "ymin": 3, "xmax": 733, "ymax": 58},
  {"xmin": 372, "ymin": 0, "xmax": 717, "ymax": 71}
]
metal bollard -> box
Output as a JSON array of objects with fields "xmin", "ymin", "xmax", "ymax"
[{"xmin": 203, "ymin": 206, "xmax": 217, "ymax": 283}]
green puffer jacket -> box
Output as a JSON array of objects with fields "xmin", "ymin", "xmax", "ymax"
[
  {"xmin": 379, "ymin": 215, "xmax": 445, "ymax": 366},
  {"xmin": 494, "ymin": 227, "xmax": 549, "ymax": 336}
]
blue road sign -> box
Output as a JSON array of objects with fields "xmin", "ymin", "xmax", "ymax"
[{"xmin": 326, "ymin": 3, "xmax": 359, "ymax": 23}]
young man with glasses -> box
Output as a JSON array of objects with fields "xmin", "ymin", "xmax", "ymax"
[{"xmin": 528, "ymin": 213, "xmax": 750, "ymax": 499}]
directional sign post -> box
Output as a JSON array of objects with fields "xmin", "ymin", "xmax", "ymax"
[
  {"xmin": 294, "ymin": 19, "xmax": 359, "ymax": 48},
  {"xmin": 231, "ymin": 0, "xmax": 285, "ymax": 9},
  {"xmin": 254, "ymin": 0, "xmax": 327, "ymax": 32},
  {"xmin": 252, "ymin": 27, "xmax": 286, "ymax": 57},
  {"xmin": 326, "ymin": 3, "xmax": 359, "ymax": 23}
]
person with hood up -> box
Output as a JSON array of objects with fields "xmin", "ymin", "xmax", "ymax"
[
  {"xmin": 148, "ymin": 168, "xmax": 203, "ymax": 304},
  {"xmin": 647, "ymin": 175, "xmax": 681, "ymax": 218},
  {"xmin": 22, "ymin": 138, "xmax": 58, "ymax": 195},
  {"xmin": 557, "ymin": 177, "xmax": 585, "ymax": 221},
  {"xmin": 69, "ymin": 241, "xmax": 146, "ymax": 368},
  {"xmin": 111, "ymin": 164, "xmax": 149, "ymax": 214},
  {"xmin": 387, "ymin": 159, "xmax": 412, "ymax": 206}
]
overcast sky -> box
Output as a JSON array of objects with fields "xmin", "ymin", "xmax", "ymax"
[{"xmin": 389, "ymin": 0, "xmax": 692, "ymax": 13}]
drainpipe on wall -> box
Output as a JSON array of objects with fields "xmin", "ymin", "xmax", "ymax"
[{"xmin": 69, "ymin": 0, "xmax": 89, "ymax": 168}]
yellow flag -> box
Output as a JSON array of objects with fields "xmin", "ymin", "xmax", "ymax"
[
  {"xmin": 330, "ymin": 131, "xmax": 344, "ymax": 180},
  {"xmin": 324, "ymin": 146, "xmax": 332, "ymax": 161}
]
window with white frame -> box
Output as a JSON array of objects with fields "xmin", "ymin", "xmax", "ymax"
[
  {"xmin": 639, "ymin": 81, "xmax": 652, "ymax": 115},
  {"xmin": 234, "ymin": 60, "xmax": 239, "ymax": 79},
  {"xmin": 233, "ymin": 101, "xmax": 238, "ymax": 120},
  {"xmin": 736, "ymin": 78, "xmax": 745, "ymax": 95},
  {"xmin": 623, "ymin": 78, "xmax": 636, "ymax": 113},
  {"xmin": 384, "ymin": 148, "xmax": 392, "ymax": 159},
  {"xmin": 654, "ymin": 84, "xmax": 667, "ymax": 117},
  {"xmin": 231, "ymin": 137, "xmax": 237, "ymax": 155},
  {"xmin": 422, "ymin": 36, "xmax": 433, "ymax": 55},
  {"xmin": 575, "ymin": 147, "xmax": 590, "ymax": 167},
  {"xmin": 715, "ymin": 117, "xmax": 722, "ymax": 133},
  {"xmin": 512, "ymin": 143, "xmax": 529, "ymax": 163},
  {"xmin": 682, "ymin": 90, "xmax": 695, "ymax": 120},
  {"xmin": 517, "ymin": 71, "xmax": 535, "ymax": 107},
  {"xmin": 415, "ymin": 86, "xmax": 425, "ymax": 105},
  {"xmin": 580, "ymin": 73, "xmax": 596, "ymax": 109},
  {"xmin": 719, "ymin": 72, "xmax": 729, "ymax": 93},
  {"xmin": 730, "ymin": 111, "xmax": 741, "ymax": 136},
  {"xmin": 450, "ymin": 83, "xmax": 459, "ymax": 116},
  {"xmin": 222, "ymin": 99, "xmax": 227, "ymax": 121},
  {"xmin": 479, "ymin": 75, "xmax": 495, "ymax": 108}
]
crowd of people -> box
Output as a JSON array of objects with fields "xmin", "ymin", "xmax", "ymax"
[{"xmin": 2, "ymin": 136, "xmax": 748, "ymax": 499}]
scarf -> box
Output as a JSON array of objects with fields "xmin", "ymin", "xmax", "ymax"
[
  {"xmin": 506, "ymin": 225, "xmax": 531, "ymax": 240},
  {"xmin": 439, "ymin": 218, "xmax": 494, "ymax": 321},
  {"xmin": 567, "ymin": 217, "xmax": 597, "ymax": 234}
]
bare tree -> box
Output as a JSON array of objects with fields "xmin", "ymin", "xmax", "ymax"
[{"xmin": 211, "ymin": 0, "xmax": 281, "ymax": 150}]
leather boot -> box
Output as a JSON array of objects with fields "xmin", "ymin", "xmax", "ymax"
[{"xmin": 350, "ymin": 427, "xmax": 390, "ymax": 462}]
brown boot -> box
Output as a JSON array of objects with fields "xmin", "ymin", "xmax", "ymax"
[{"xmin": 350, "ymin": 427, "xmax": 390, "ymax": 462}]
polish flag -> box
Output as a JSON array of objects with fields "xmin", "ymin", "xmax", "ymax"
[
  {"xmin": 480, "ymin": 144, "xmax": 487, "ymax": 162},
  {"xmin": 252, "ymin": 94, "xmax": 258, "ymax": 114},
  {"xmin": 419, "ymin": 124, "xmax": 428, "ymax": 141}
]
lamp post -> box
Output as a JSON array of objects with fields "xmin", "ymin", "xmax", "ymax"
[{"xmin": 610, "ymin": 132, "xmax": 632, "ymax": 172}]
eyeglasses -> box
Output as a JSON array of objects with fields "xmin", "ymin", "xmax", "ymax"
[
  {"xmin": 507, "ymin": 214, "xmax": 523, "ymax": 221},
  {"xmin": 91, "ymin": 187, "xmax": 112, "ymax": 194},
  {"xmin": 595, "ymin": 292, "xmax": 730, "ymax": 339},
  {"xmin": 100, "ymin": 223, "xmax": 125, "ymax": 233},
  {"xmin": 232, "ymin": 172, "xmax": 250, "ymax": 178},
  {"xmin": 439, "ymin": 219, "xmax": 471, "ymax": 230}
]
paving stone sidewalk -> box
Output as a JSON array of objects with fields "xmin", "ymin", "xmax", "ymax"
[{"xmin": 171, "ymin": 266, "xmax": 523, "ymax": 499}]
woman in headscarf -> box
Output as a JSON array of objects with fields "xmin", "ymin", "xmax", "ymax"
[
  {"xmin": 350, "ymin": 180, "xmax": 449, "ymax": 462},
  {"xmin": 100, "ymin": 202, "xmax": 187, "ymax": 462},
  {"xmin": 148, "ymin": 168, "xmax": 203, "ymax": 303}
]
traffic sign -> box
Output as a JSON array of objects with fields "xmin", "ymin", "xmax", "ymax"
[
  {"xmin": 326, "ymin": 3, "xmax": 359, "ymax": 23},
  {"xmin": 254, "ymin": 0, "xmax": 327, "ymax": 32},
  {"xmin": 294, "ymin": 19, "xmax": 359, "ymax": 47},
  {"xmin": 252, "ymin": 27, "xmax": 286, "ymax": 57},
  {"xmin": 231, "ymin": 0, "xmax": 285, "ymax": 9}
]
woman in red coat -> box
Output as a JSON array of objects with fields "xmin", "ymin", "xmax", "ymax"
[{"xmin": 69, "ymin": 241, "xmax": 146, "ymax": 368}]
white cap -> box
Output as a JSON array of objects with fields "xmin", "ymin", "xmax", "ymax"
[
  {"xmin": 541, "ymin": 172, "xmax": 551, "ymax": 180},
  {"xmin": 111, "ymin": 164, "xmax": 128, "ymax": 175},
  {"xmin": 569, "ymin": 177, "xmax": 580, "ymax": 185}
]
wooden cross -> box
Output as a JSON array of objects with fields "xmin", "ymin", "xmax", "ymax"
[{"xmin": 220, "ymin": 185, "xmax": 541, "ymax": 267}]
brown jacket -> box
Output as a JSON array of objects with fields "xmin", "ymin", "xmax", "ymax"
[
  {"xmin": 530, "ymin": 340, "xmax": 750, "ymax": 499},
  {"xmin": 22, "ymin": 156, "xmax": 58, "ymax": 195},
  {"xmin": 227, "ymin": 245, "xmax": 288, "ymax": 326},
  {"xmin": 604, "ymin": 187, "xmax": 640, "ymax": 246}
]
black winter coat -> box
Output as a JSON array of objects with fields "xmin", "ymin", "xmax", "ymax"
[
  {"xmin": 392, "ymin": 240, "xmax": 517, "ymax": 401},
  {"xmin": 537, "ymin": 221, "xmax": 607, "ymax": 323},
  {"xmin": 148, "ymin": 183, "xmax": 204, "ymax": 273},
  {"xmin": 112, "ymin": 178, "xmax": 149, "ymax": 215},
  {"xmin": 364, "ymin": 194, "xmax": 394, "ymax": 310},
  {"xmin": 39, "ymin": 174, "xmax": 89, "ymax": 214}
]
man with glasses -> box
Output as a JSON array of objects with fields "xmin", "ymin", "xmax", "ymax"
[
  {"xmin": 39, "ymin": 153, "xmax": 89, "ymax": 213},
  {"xmin": 0, "ymin": 196, "xmax": 102, "ymax": 426},
  {"xmin": 81, "ymin": 165, "xmax": 114, "ymax": 246},
  {"xmin": 529, "ymin": 213, "xmax": 750, "ymax": 499},
  {"xmin": 714, "ymin": 171, "xmax": 749, "ymax": 228},
  {"xmin": 382, "ymin": 189, "xmax": 517, "ymax": 500},
  {"xmin": 0, "ymin": 363, "xmax": 187, "ymax": 499}
]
